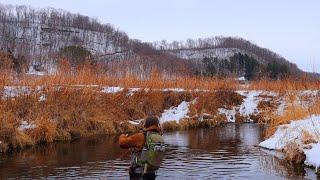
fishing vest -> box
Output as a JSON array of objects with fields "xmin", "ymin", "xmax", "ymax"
[{"xmin": 133, "ymin": 131, "xmax": 166, "ymax": 171}]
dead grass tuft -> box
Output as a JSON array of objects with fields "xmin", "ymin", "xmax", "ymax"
[
  {"xmin": 191, "ymin": 90, "xmax": 243, "ymax": 117},
  {"xmin": 283, "ymin": 142, "xmax": 306, "ymax": 164},
  {"xmin": 302, "ymin": 131, "xmax": 317, "ymax": 145}
]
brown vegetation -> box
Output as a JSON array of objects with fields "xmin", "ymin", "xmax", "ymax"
[
  {"xmin": 264, "ymin": 93, "xmax": 320, "ymax": 138},
  {"xmin": 1, "ymin": 62, "xmax": 320, "ymax": 153},
  {"xmin": 283, "ymin": 142, "xmax": 306, "ymax": 164}
]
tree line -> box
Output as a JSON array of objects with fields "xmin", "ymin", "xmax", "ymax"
[{"xmin": 0, "ymin": 4, "xmax": 307, "ymax": 80}]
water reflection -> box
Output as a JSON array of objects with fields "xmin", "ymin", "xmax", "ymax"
[{"xmin": 0, "ymin": 124, "xmax": 318, "ymax": 179}]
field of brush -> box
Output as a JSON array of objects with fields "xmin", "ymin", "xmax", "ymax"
[{"xmin": 0, "ymin": 68, "xmax": 320, "ymax": 170}]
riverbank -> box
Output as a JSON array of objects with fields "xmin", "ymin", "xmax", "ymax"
[
  {"xmin": 1, "ymin": 85, "xmax": 318, "ymax": 154},
  {"xmin": 259, "ymin": 115, "xmax": 320, "ymax": 172}
]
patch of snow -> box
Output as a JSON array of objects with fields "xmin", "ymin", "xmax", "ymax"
[
  {"xmin": 194, "ymin": 89, "xmax": 210, "ymax": 92},
  {"xmin": 127, "ymin": 88, "xmax": 142, "ymax": 96},
  {"xmin": 276, "ymin": 98, "xmax": 286, "ymax": 115},
  {"xmin": 218, "ymin": 108, "xmax": 236, "ymax": 122},
  {"xmin": 71, "ymin": 85, "xmax": 99, "ymax": 88},
  {"xmin": 101, "ymin": 86, "xmax": 124, "ymax": 94},
  {"xmin": 39, "ymin": 94, "xmax": 46, "ymax": 102},
  {"xmin": 162, "ymin": 88, "xmax": 185, "ymax": 92},
  {"xmin": 128, "ymin": 120, "xmax": 141, "ymax": 125},
  {"xmin": 237, "ymin": 91, "xmax": 262, "ymax": 117},
  {"xmin": 169, "ymin": 48, "xmax": 240, "ymax": 60},
  {"xmin": 295, "ymin": 90, "xmax": 320, "ymax": 108},
  {"xmin": 304, "ymin": 143, "xmax": 320, "ymax": 169},
  {"xmin": 2, "ymin": 86, "xmax": 30, "ymax": 98},
  {"xmin": 18, "ymin": 121, "xmax": 36, "ymax": 131},
  {"xmin": 264, "ymin": 91, "xmax": 279, "ymax": 97},
  {"xmin": 26, "ymin": 70, "xmax": 46, "ymax": 76},
  {"xmin": 259, "ymin": 115, "xmax": 320, "ymax": 169},
  {"xmin": 299, "ymin": 90, "xmax": 319, "ymax": 97},
  {"xmin": 237, "ymin": 76, "xmax": 246, "ymax": 81},
  {"xmin": 160, "ymin": 101, "xmax": 190, "ymax": 123}
]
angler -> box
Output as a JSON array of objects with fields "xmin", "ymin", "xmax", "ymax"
[{"xmin": 119, "ymin": 116, "xmax": 165, "ymax": 180}]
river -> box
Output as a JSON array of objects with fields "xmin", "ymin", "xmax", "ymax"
[{"xmin": 0, "ymin": 124, "xmax": 318, "ymax": 179}]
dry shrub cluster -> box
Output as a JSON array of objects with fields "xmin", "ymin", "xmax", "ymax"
[
  {"xmin": 283, "ymin": 142, "xmax": 306, "ymax": 164},
  {"xmin": 162, "ymin": 115, "xmax": 227, "ymax": 131},
  {"xmin": 190, "ymin": 90, "xmax": 243, "ymax": 116}
]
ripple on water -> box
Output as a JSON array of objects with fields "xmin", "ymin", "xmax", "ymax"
[{"xmin": 0, "ymin": 124, "xmax": 318, "ymax": 179}]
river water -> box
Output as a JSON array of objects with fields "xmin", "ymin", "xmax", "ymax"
[{"xmin": 0, "ymin": 124, "xmax": 318, "ymax": 179}]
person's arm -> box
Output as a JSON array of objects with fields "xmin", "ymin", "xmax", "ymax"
[{"xmin": 118, "ymin": 133, "xmax": 145, "ymax": 149}]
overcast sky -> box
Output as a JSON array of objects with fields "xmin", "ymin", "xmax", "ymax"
[{"xmin": 1, "ymin": 0, "xmax": 319, "ymax": 72}]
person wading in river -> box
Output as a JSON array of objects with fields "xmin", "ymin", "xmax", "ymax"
[{"xmin": 119, "ymin": 116, "xmax": 166, "ymax": 180}]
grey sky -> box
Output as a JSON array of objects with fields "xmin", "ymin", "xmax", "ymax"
[{"xmin": 1, "ymin": 0, "xmax": 319, "ymax": 72}]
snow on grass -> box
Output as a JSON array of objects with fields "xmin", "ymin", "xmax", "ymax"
[
  {"xmin": 71, "ymin": 85, "xmax": 99, "ymax": 88},
  {"xmin": 2, "ymin": 86, "xmax": 30, "ymax": 98},
  {"xmin": 162, "ymin": 88, "xmax": 185, "ymax": 92},
  {"xmin": 276, "ymin": 97, "xmax": 287, "ymax": 115},
  {"xmin": 26, "ymin": 70, "xmax": 46, "ymax": 76},
  {"xmin": 101, "ymin": 86, "xmax": 123, "ymax": 94},
  {"xmin": 18, "ymin": 121, "xmax": 36, "ymax": 131},
  {"xmin": 237, "ymin": 91, "xmax": 262, "ymax": 117},
  {"xmin": 127, "ymin": 88, "xmax": 141, "ymax": 96},
  {"xmin": 217, "ymin": 91, "xmax": 264, "ymax": 122},
  {"xmin": 237, "ymin": 76, "xmax": 246, "ymax": 81},
  {"xmin": 159, "ymin": 101, "xmax": 190, "ymax": 123},
  {"xmin": 39, "ymin": 94, "xmax": 46, "ymax": 102},
  {"xmin": 126, "ymin": 88, "xmax": 151, "ymax": 96},
  {"xmin": 299, "ymin": 90, "xmax": 319, "ymax": 97},
  {"xmin": 259, "ymin": 115, "xmax": 320, "ymax": 169},
  {"xmin": 218, "ymin": 108, "xmax": 236, "ymax": 122}
]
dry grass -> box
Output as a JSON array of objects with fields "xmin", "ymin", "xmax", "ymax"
[
  {"xmin": 264, "ymin": 92, "xmax": 320, "ymax": 138},
  {"xmin": 0, "ymin": 82, "xmax": 244, "ymax": 152},
  {"xmin": 1, "ymin": 62, "xmax": 319, "ymax": 91},
  {"xmin": 250, "ymin": 78, "xmax": 320, "ymax": 92},
  {"xmin": 302, "ymin": 130, "xmax": 317, "ymax": 145},
  {"xmin": 0, "ymin": 85, "xmax": 197, "ymax": 152},
  {"xmin": 189, "ymin": 90, "xmax": 243, "ymax": 117},
  {"xmin": 1, "ymin": 65, "xmax": 320, "ymax": 152},
  {"xmin": 162, "ymin": 115, "xmax": 227, "ymax": 131},
  {"xmin": 283, "ymin": 142, "xmax": 306, "ymax": 164}
]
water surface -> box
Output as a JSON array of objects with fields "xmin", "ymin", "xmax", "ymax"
[{"xmin": 0, "ymin": 124, "xmax": 318, "ymax": 179}]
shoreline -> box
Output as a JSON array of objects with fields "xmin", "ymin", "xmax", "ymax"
[{"xmin": 0, "ymin": 86, "xmax": 319, "ymax": 173}]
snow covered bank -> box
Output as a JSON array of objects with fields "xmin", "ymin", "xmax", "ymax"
[
  {"xmin": 238, "ymin": 91, "xmax": 262, "ymax": 117},
  {"xmin": 101, "ymin": 86, "xmax": 123, "ymax": 93},
  {"xmin": 217, "ymin": 91, "xmax": 262, "ymax": 122},
  {"xmin": 159, "ymin": 101, "xmax": 190, "ymax": 124},
  {"xmin": 304, "ymin": 144, "xmax": 320, "ymax": 170},
  {"xmin": 259, "ymin": 115, "xmax": 320, "ymax": 170}
]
